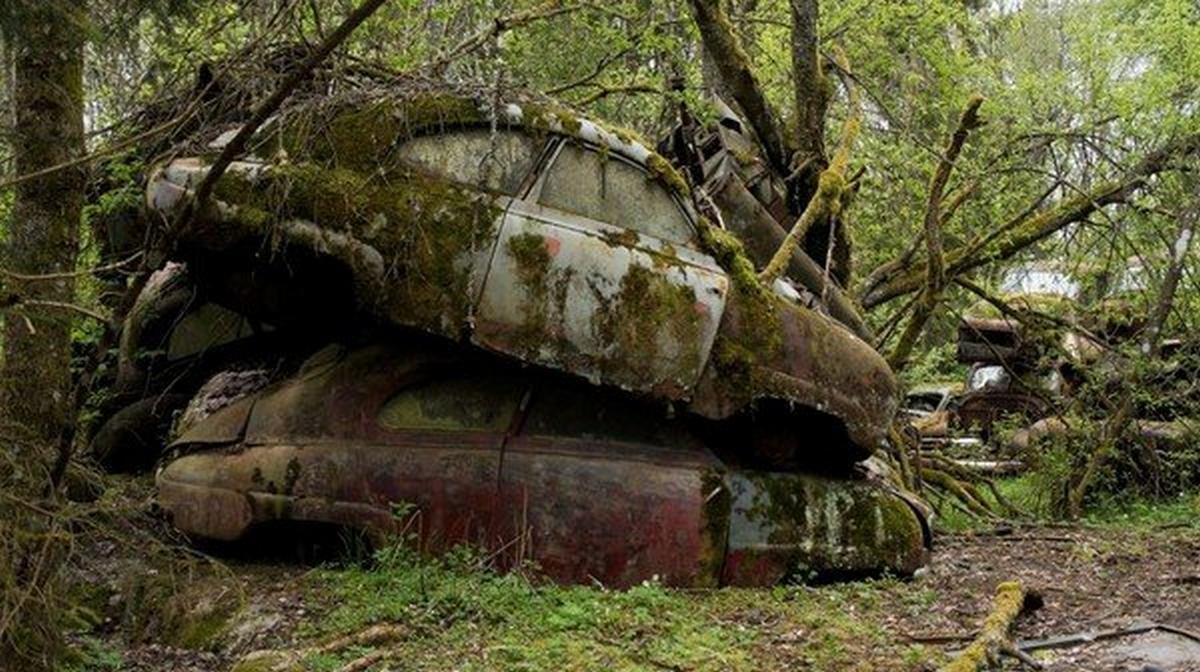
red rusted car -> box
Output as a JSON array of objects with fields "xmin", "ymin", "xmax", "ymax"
[{"xmin": 159, "ymin": 343, "xmax": 929, "ymax": 588}]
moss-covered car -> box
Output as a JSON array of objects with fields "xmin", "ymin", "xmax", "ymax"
[
  {"xmin": 146, "ymin": 90, "xmax": 897, "ymax": 459},
  {"xmin": 158, "ymin": 342, "xmax": 929, "ymax": 587}
]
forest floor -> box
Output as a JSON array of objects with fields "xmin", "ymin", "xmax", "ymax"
[{"xmin": 63, "ymin": 478, "xmax": 1200, "ymax": 672}]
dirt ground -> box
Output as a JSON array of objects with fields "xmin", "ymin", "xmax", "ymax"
[
  {"xmin": 66, "ymin": 475, "xmax": 1200, "ymax": 672},
  {"xmin": 893, "ymin": 525, "xmax": 1200, "ymax": 671}
]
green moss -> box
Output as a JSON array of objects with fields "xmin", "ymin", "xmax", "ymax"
[
  {"xmin": 506, "ymin": 232, "xmax": 555, "ymax": 354},
  {"xmin": 741, "ymin": 474, "xmax": 924, "ymax": 575},
  {"xmin": 694, "ymin": 218, "xmax": 782, "ymax": 392},
  {"xmin": 554, "ymin": 110, "xmax": 583, "ymax": 136},
  {"xmin": 940, "ymin": 582, "xmax": 1026, "ymax": 672},
  {"xmin": 211, "ymin": 161, "xmax": 500, "ymax": 337},
  {"xmin": 600, "ymin": 228, "xmax": 639, "ymax": 249},
  {"xmin": 594, "ymin": 264, "xmax": 704, "ymax": 387},
  {"xmin": 645, "ymin": 152, "xmax": 692, "ymax": 198},
  {"xmin": 283, "ymin": 95, "xmax": 487, "ymax": 172},
  {"xmin": 172, "ymin": 607, "xmax": 235, "ymax": 650}
]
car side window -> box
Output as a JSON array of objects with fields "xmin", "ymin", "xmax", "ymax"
[
  {"xmin": 396, "ymin": 130, "xmax": 541, "ymax": 195},
  {"xmin": 378, "ymin": 374, "xmax": 523, "ymax": 432},
  {"xmin": 537, "ymin": 142, "xmax": 695, "ymax": 246},
  {"xmin": 522, "ymin": 382, "xmax": 698, "ymax": 449}
]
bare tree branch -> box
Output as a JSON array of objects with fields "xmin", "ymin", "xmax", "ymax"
[
  {"xmin": 862, "ymin": 133, "xmax": 1200, "ymax": 310},
  {"xmin": 177, "ymin": 0, "xmax": 392, "ymax": 241},
  {"xmin": 887, "ymin": 96, "xmax": 984, "ymax": 369}
]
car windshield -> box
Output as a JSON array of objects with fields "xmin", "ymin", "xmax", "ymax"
[
  {"xmin": 378, "ymin": 373, "xmax": 524, "ymax": 431},
  {"xmin": 522, "ymin": 380, "xmax": 700, "ymax": 449},
  {"xmin": 397, "ymin": 129, "xmax": 541, "ymax": 195}
]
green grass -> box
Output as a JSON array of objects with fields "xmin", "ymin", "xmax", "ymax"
[
  {"xmin": 293, "ymin": 545, "xmax": 938, "ymax": 672},
  {"xmin": 61, "ymin": 636, "xmax": 124, "ymax": 672},
  {"xmin": 1081, "ymin": 490, "xmax": 1200, "ymax": 529},
  {"xmin": 931, "ymin": 475, "xmax": 1200, "ymax": 533}
]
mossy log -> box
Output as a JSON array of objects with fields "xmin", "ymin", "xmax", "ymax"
[{"xmin": 938, "ymin": 581, "xmax": 1030, "ymax": 672}]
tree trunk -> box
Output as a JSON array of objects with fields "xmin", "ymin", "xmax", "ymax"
[
  {"xmin": 686, "ymin": 0, "xmax": 792, "ymax": 179},
  {"xmin": 0, "ymin": 4, "xmax": 85, "ymax": 669},
  {"xmin": 789, "ymin": 0, "xmax": 825, "ymax": 191},
  {"xmin": 2, "ymin": 1, "xmax": 85, "ymax": 448}
]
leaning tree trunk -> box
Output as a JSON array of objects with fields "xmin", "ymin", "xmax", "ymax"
[{"xmin": 1, "ymin": 0, "xmax": 85, "ymax": 449}]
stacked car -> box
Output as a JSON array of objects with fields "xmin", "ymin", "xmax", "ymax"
[{"xmin": 94, "ymin": 86, "xmax": 930, "ymax": 586}]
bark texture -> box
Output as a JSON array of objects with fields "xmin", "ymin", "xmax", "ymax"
[{"xmin": 2, "ymin": 0, "xmax": 86, "ymax": 446}]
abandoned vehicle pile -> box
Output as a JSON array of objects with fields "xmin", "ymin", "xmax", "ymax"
[
  {"xmin": 91, "ymin": 82, "xmax": 932, "ymax": 588},
  {"xmin": 906, "ymin": 260, "xmax": 1199, "ymax": 488}
]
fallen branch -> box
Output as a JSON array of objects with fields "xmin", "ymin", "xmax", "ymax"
[
  {"xmin": 231, "ymin": 623, "xmax": 409, "ymax": 672},
  {"xmin": 939, "ymin": 581, "xmax": 1035, "ymax": 672}
]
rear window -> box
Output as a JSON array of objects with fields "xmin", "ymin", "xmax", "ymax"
[
  {"xmin": 397, "ymin": 130, "xmax": 541, "ymax": 195},
  {"xmin": 378, "ymin": 374, "xmax": 523, "ymax": 431},
  {"xmin": 537, "ymin": 143, "xmax": 695, "ymax": 246}
]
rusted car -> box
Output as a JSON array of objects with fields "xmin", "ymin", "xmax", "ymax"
[
  {"xmin": 89, "ymin": 262, "xmax": 327, "ymax": 471},
  {"xmin": 902, "ymin": 383, "xmax": 962, "ymax": 445},
  {"xmin": 158, "ymin": 343, "xmax": 929, "ymax": 587},
  {"xmin": 145, "ymin": 90, "xmax": 897, "ymax": 460},
  {"xmin": 956, "ymin": 263, "xmax": 1079, "ymax": 366}
]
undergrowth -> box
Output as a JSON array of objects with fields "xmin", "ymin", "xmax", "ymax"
[
  {"xmin": 933, "ymin": 475, "xmax": 1200, "ymax": 533},
  {"xmin": 292, "ymin": 542, "xmax": 934, "ymax": 672}
]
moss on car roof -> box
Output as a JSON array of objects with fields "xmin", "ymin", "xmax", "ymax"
[{"xmin": 236, "ymin": 88, "xmax": 690, "ymax": 200}]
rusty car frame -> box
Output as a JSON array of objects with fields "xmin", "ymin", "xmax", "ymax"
[{"xmin": 158, "ymin": 342, "xmax": 930, "ymax": 588}]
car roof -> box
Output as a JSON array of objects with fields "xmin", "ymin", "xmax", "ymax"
[{"xmin": 209, "ymin": 89, "xmax": 694, "ymax": 203}]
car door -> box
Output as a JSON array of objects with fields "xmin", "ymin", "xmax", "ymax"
[
  {"xmin": 473, "ymin": 140, "xmax": 729, "ymax": 398},
  {"xmin": 389, "ymin": 128, "xmax": 547, "ymax": 337},
  {"xmin": 495, "ymin": 377, "xmax": 726, "ymax": 588}
]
